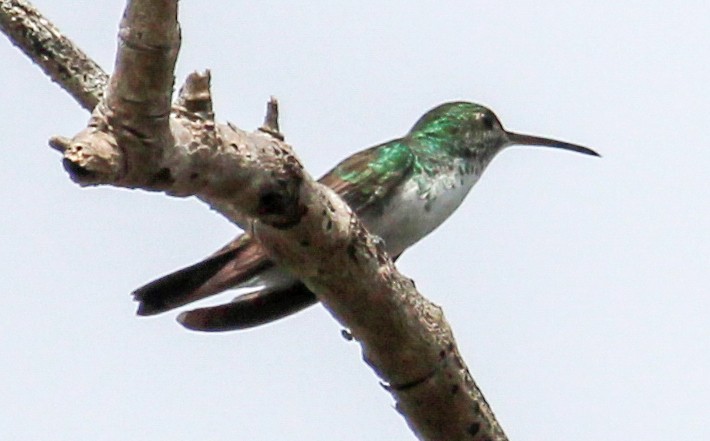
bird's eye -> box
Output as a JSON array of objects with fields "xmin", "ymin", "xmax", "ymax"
[{"xmin": 481, "ymin": 114, "xmax": 495, "ymax": 130}]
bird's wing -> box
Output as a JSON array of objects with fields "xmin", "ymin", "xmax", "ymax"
[
  {"xmin": 133, "ymin": 140, "xmax": 414, "ymax": 329},
  {"xmin": 319, "ymin": 139, "xmax": 415, "ymax": 213},
  {"xmin": 176, "ymin": 282, "xmax": 317, "ymax": 332}
]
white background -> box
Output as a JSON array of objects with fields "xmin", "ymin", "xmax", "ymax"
[{"xmin": 1, "ymin": 1, "xmax": 707, "ymax": 440}]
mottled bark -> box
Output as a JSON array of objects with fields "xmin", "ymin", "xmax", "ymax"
[{"xmin": 0, "ymin": 0, "xmax": 107, "ymax": 110}]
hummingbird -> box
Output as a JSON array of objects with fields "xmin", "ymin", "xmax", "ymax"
[{"xmin": 133, "ymin": 101, "xmax": 599, "ymax": 332}]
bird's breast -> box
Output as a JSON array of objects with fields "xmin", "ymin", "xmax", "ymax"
[{"xmin": 360, "ymin": 169, "xmax": 481, "ymax": 256}]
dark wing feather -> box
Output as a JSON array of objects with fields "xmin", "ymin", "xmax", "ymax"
[
  {"xmin": 176, "ymin": 282, "xmax": 318, "ymax": 332},
  {"xmin": 133, "ymin": 235, "xmax": 272, "ymax": 315}
]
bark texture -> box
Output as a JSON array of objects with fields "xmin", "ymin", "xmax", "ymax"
[{"xmin": 0, "ymin": 0, "xmax": 107, "ymax": 110}]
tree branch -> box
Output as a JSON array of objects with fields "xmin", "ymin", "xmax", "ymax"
[
  {"xmin": 0, "ymin": 0, "xmax": 107, "ymax": 110},
  {"xmin": 0, "ymin": 1, "xmax": 508, "ymax": 439}
]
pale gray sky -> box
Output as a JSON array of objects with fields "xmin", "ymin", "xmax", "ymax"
[{"xmin": 1, "ymin": 1, "xmax": 708, "ymax": 440}]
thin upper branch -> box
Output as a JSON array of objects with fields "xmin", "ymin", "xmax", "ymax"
[
  {"xmin": 0, "ymin": 1, "xmax": 508, "ymax": 440},
  {"xmin": 0, "ymin": 0, "xmax": 107, "ymax": 110}
]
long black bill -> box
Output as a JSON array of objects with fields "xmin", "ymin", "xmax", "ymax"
[{"xmin": 507, "ymin": 132, "xmax": 600, "ymax": 157}]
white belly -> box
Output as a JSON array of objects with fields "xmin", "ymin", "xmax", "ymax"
[{"xmin": 361, "ymin": 170, "xmax": 480, "ymax": 256}]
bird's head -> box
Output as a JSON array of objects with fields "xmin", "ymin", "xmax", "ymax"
[{"xmin": 408, "ymin": 101, "xmax": 599, "ymax": 162}]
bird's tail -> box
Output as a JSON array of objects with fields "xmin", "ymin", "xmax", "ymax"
[
  {"xmin": 133, "ymin": 235, "xmax": 272, "ymax": 316},
  {"xmin": 132, "ymin": 234, "xmax": 397, "ymax": 331}
]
